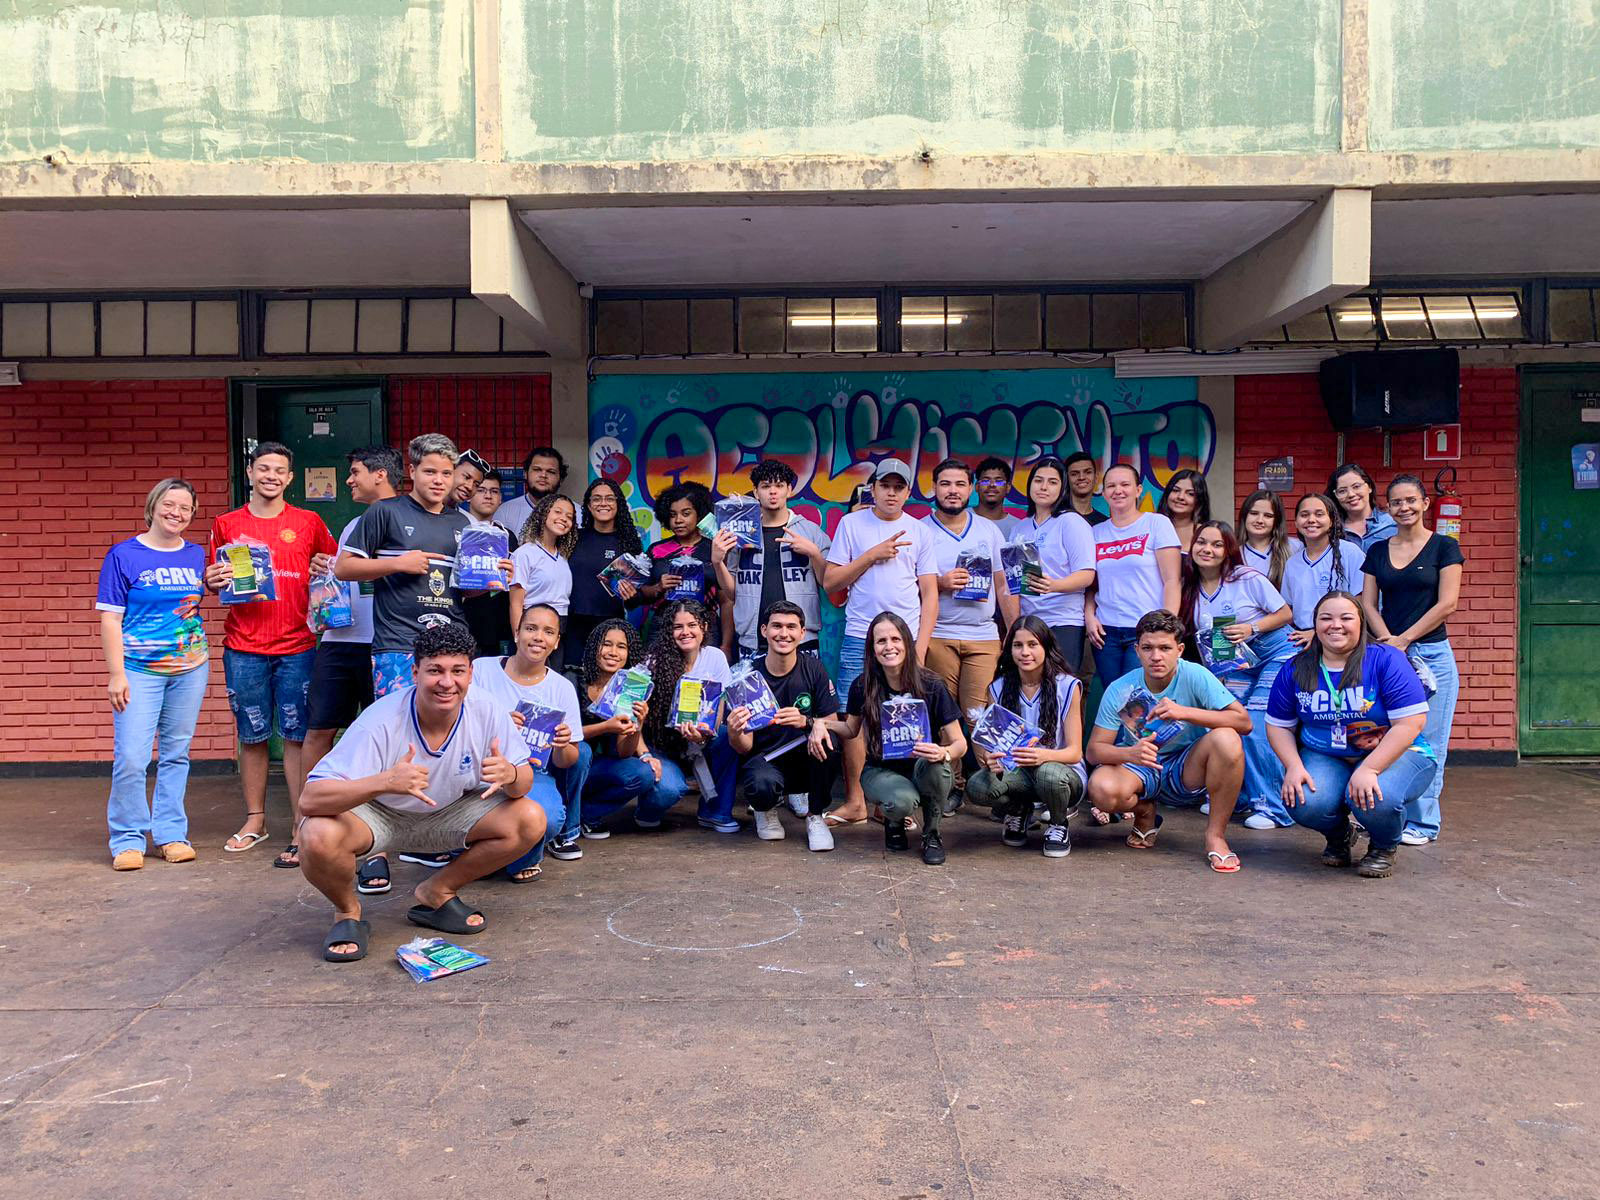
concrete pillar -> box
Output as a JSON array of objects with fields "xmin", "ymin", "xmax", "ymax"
[{"xmin": 469, "ymin": 197, "xmax": 584, "ymax": 357}]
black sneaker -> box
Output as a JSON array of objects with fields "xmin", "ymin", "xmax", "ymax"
[
  {"xmin": 1001, "ymin": 811, "xmax": 1028, "ymax": 848},
  {"xmin": 1041, "ymin": 823, "xmax": 1071, "ymax": 858},
  {"xmin": 545, "ymin": 837, "xmax": 583, "ymax": 861},
  {"xmin": 1322, "ymin": 821, "xmax": 1357, "ymax": 868},
  {"xmin": 921, "ymin": 831, "xmax": 946, "ymax": 866},
  {"xmin": 885, "ymin": 818, "xmax": 909, "ymax": 853},
  {"xmin": 1357, "ymin": 844, "xmax": 1398, "ymax": 878},
  {"xmin": 397, "ymin": 850, "xmax": 455, "ymax": 869}
]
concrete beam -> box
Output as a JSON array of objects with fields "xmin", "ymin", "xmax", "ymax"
[
  {"xmin": 469, "ymin": 198, "xmax": 583, "ymax": 357},
  {"xmin": 1197, "ymin": 189, "xmax": 1371, "ymax": 351}
]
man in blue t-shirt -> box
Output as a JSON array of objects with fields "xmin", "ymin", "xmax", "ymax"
[{"xmin": 1087, "ymin": 610, "xmax": 1254, "ymax": 872}]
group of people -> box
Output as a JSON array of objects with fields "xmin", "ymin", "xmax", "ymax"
[{"xmin": 97, "ymin": 436, "xmax": 1464, "ymax": 962}]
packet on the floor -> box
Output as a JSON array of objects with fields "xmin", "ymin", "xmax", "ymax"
[
  {"xmin": 881, "ymin": 694, "xmax": 931, "ymax": 760},
  {"xmin": 954, "ymin": 549, "xmax": 993, "ymax": 601},
  {"xmin": 667, "ymin": 553, "xmax": 706, "ymax": 601},
  {"xmin": 453, "ymin": 524, "xmax": 510, "ymax": 591},
  {"xmin": 726, "ymin": 659, "xmax": 778, "ymax": 730},
  {"xmin": 674, "ymin": 677, "xmax": 723, "ymax": 728},
  {"xmin": 396, "ymin": 937, "xmax": 490, "ymax": 982},
  {"xmin": 513, "ymin": 701, "xmax": 565, "ymax": 770},
  {"xmin": 713, "ymin": 495, "xmax": 762, "ymax": 550},
  {"xmin": 593, "ymin": 664, "xmax": 654, "ymax": 720},
  {"xmin": 1000, "ymin": 541, "xmax": 1041, "ymax": 596},
  {"xmin": 971, "ymin": 703, "xmax": 1042, "ymax": 770},
  {"xmin": 1117, "ymin": 687, "xmax": 1182, "ymax": 748},
  {"xmin": 598, "ymin": 552, "xmax": 650, "ymax": 599},
  {"xmin": 216, "ymin": 538, "xmax": 276, "ymax": 605},
  {"xmin": 306, "ymin": 570, "xmax": 354, "ymax": 633}
]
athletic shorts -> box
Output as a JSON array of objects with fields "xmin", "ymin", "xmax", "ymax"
[
  {"xmin": 306, "ymin": 641, "xmax": 373, "ymax": 731},
  {"xmin": 348, "ymin": 791, "xmax": 506, "ymax": 859},
  {"xmin": 1120, "ymin": 742, "xmax": 1207, "ymax": 809}
]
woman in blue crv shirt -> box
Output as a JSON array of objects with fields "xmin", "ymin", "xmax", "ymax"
[{"xmin": 1266, "ymin": 591, "xmax": 1436, "ymax": 879}]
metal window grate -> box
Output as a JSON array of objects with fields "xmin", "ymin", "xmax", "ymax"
[{"xmin": 385, "ymin": 376, "xmax": 552, "ymax": 478}]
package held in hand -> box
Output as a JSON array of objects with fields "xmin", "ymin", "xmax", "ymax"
[
  {"xmin": 971, "ymin": 703, "xmax": 1042, "ymax": 770},
  {"xmin": 216, "ymin": 538, "xmax": 276, "ymax": 605},
  {"xmin": 726, "ymin": 660, "xmax": 779, "ymax": 730},
  {"xmin": 955, "ymin": 549, "xmax": 993, "ymax": 601},
  {"xmin": 593, "ymin": 664, "xmax": 654, "ymax": 720},
  {"xmin": 598, "ymin": 552, "xmax": 650, "ymax": 599},
  {"xmin": 713, "ymin": 495, "xmax": 762, "ymax": 550},
  {"xmin": 674, "ymin": 678, "xmax": 723, "ymax": 728},
  {"xmin": 881, "ymin": 694, "xmax": 931, "ymax": 760},
  {"xmin": 452, "ymin": 524, "xmax": 510, "ymax": 591},
  {"xmin": 396, "ymin": 937, "xmax": 490, "ymax": 982},
  {"xmin": 513, "ymin": 701, "xmax": 565, "ymax": 770},
  {"xmin": 306, "ymin": 571, "xmax": 354, "ymax": 633},
  {"xmin": 1120, "ymin": 686, "xmax": 1183, "ymax": 748},
  {"xmin": 1000, "ymin": 541, "xmax": 1041, "ymax": 597},
  {"xmin": 667, "ymin": 553, "xmax": 707, "ymax": 601}
]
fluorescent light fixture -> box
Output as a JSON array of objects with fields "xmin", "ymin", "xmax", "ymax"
[
  {"xmin": 788, "ymin": 316, "xmax": 877, "ymax": 326},
  {"xmin": 1114, "ymin": 349, "xmax": 1335, "ymax": 378},
  {"xmin": 1337, "ymin": 311, "xmax": 1375, "ymax": 323},
  {"xmin": 900, "ymin": 315, "xmax": 965, "ymax": 326}
]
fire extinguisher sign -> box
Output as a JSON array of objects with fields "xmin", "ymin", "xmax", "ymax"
[{"xmin": 1423, "ymin": 424, "xmax": 1461, "ymax": 461}]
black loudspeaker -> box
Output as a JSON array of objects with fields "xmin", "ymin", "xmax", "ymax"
[{"xmin": 1319, "ymin": 348, "xmax": 1460, "ymax": 430}]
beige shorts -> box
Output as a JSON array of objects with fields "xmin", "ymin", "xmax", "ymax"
[{"xmin": 348, "ymin": 792, "xmax": 505, "ymax": 859}]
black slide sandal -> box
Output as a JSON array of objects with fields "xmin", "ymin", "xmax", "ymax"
[
  {"xmin": 407, "ymin": 896, "xmax": 486, "ymax": 935},
  {"xmin": 273, "ymin": 843, "xmax": 300, "ymax": 869},
  {"xmin": 357, "ymin": 855, "xmax": 392, "ymax": 895},
  {"xmin": 323, "ymin": 918, "xmax": 370, "ymax": 963}
]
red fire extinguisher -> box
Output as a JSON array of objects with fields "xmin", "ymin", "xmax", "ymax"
[{"xmin": 1434, "ymin": 467, "xmax": 1462, "ymax": 540}]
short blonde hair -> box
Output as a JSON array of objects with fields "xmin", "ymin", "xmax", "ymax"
[{"xmin": 145, "ymin": 478, "xmax": 198, "ymax": 528}]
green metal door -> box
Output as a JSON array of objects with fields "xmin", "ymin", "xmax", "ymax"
[
  {"xmin": 1520, "ymin": 368, "xmax": 1600, "ymax": 754},
  {"xmin": 254, "ymin": 382, "xmax": 384, "ymax": 536}
]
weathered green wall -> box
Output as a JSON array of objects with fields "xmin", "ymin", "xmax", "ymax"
[
  {"xmin": 501, "ymin": 0, "xmax": 1344, "ymax": 162},
  {"xmin": 0, "ymin": 0, "xmax": 474, "ymax": 162},
  {"xmin": 1370, "ymin": 1, "xmax": 1600, "ymax": 151}
]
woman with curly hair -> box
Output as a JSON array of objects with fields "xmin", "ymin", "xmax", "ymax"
[
  {"xmin": 510, "ymin": 493, "xmax": 579, "ymax": 669},
  {"xmin": 638, "ymin": 481, "xmax": 732, "ymax": 651},
  {"xmin": 644, "ymin": 600, "xmax": 740, "ymax": 833},
  {"xmin": 567, "ymin": 478, "xmax": 644, "ymax": 657}
]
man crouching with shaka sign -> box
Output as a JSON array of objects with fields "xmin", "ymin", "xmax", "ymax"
[{"xmin": 298, "ymin": 623, "xmax": 539, "ymax": 962}]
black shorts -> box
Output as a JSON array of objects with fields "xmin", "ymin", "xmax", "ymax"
[{"xmin": 306, "ymin": 641, "xmax": 374, "ymax": 732}]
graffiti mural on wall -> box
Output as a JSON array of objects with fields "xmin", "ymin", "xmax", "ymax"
[{"xmin": 588, "ymin": 369, "xmax": 1216, "ymax": 662}]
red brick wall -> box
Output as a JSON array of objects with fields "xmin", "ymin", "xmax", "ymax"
[
  {"xmin": 1233, "ymin": 366, "xmax": 1519, "ymax": 753},
  {"xmin": 388, "ymin": 375, "xmax": 552, "ymax": 474},
  {"xmin": 0, "ymin": 380, "xmax": 238, "ymax": 763}
]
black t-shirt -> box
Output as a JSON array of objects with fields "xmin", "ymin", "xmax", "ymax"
[
  {"xmin": 846, "ymin": 671, "xmax": 961, "ymax": 777},
  {"xmin": 1074, "ymin": 504, "xmax": 1108, "ymax": 527},
  {"xmin": 1362, "ymin": 533, "xmax": 1465, "ymax": 644},
  {"xmin": 748, "ymin": 652, "xmax": 839, "ymax": 757},
  {"xmin": 569, "ymin": 528, "xmax": 628, "ymax": 620},
  {"xmin": 348, "ymin": 495, "xmax": 470, "ymax": 653},
  {"xmin": 647, "ymin": 537, "xmax": 719, "ymax": 609},
  {"xmin": 758, "ymin": 525, "xmax": 788, "ymax": 623}
]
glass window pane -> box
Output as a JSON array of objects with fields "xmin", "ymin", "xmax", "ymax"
[
  {"xmin": 1248, "ymin": 324, "xmax": 1287, "ymax": 344},
  {"xmin": 1092, "ymin": 293, "xmax": 1139, "ymax": 349},
  {"xmin": 833, "ymin": 296, "xmax": 878, "ymax": 352},
  {"xmin": 689, "ymin": 298, "xmax": 736, "ymax": 354},
  {"xmin": 1470, "ymin": 293, "xmax": 1523, "ymax": 340},
  {"xmin": 1548, "ymin": 289, "xmax": 1596, "ymax": 343},
  {"xmin": 641, "ymin": 299, "xmax": 689, "ymax": 355},
  {"xmin": 900, "ymin": 295, "xmax": 946, "ymax": 351},
  {"xmin": 738, "ymin": 297, "xmax": 785, "ymax": 353},
  {"xmin": 1138, "ymin": 292, "xmax": 1187, "ymax": 348},
  {"xmin": 785, "ymin": 297, "xmax": 832, "ymax": 353},
  {"xmin": 1284, "ymin": 307, "xmax": 1334, "ymax": 342},
  {"xmin": 1422, "ymin": 294, "xmax": 1478, "ymax": 339},
  {"xmin": 594, "ymin": 300, "xmax": 642, "ymax": 355},
  {"xmin": 994, "ymin": 293, "xmax": 1041, "ymax": 350},
  {"xmin": 1330, "ymin": 296, "xmax": 1377, "ymax": 341},
  {"xmin": 1044, "ymin": 294, "xmax": 1091, "ymax": 349},
  {"xmin": 946, "ymin": 295, "xmax": 992, "ymax": 351},
  {"xmin": 1379, "ymin": 296, "xmax": 1430, "ymax": 340}
]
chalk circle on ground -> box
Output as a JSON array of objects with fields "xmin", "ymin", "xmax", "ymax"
[{"xmin": 606, "ymin": 892, "xmax": 802, "ymax": 952}]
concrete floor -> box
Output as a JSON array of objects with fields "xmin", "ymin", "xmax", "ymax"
[{"xmin": 0, "ymin": 765, "xmax": 1595, "ymax": 1200}]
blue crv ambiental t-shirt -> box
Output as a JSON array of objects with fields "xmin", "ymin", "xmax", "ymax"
[
  {"xmin": 1094, "ymin": 659, "xmax": 1239, "ymax": 760},
  {"xmin": 95, "ymin": 537, "xmax": 209, "ymax": 675},
  {"xmin": 1265, "ymin": 641, "xmax": 1433, "ymax": 761}
]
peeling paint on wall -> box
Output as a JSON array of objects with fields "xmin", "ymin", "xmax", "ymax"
[
  {"xmin": 502, "ymin": 0, "xmax": 1344, "ymax": 163},
  {"xmin": 1370, "ymin": 1, "xmax": 1600, "ymax": 150},
  {"xmin": 0, "ymin": 1, "xmax": 474, "ymax": 163}
]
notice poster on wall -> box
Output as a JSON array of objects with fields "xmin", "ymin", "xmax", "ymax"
[
  {"xmin": 1573, "ymin": 444, "xmax": 1600, "ymax": 490},
  {"xmin": 304, "ymin": 467, "xmax": 337, "ymax": 501},
  {"xmin": 1257, "ymin": 456, "xmax": 1294, "ymax": 492}
]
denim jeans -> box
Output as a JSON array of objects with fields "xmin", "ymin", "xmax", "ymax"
[
  {"xmin": 688, "ymin": 729, "xmax": 740, "ymax": 824},
  {"xmin": 1288, "ymin": 746, "xmax": 1437, "ymax": 850},
  {"xmin": 108, "ymin": 663, "xmax": 210, "ymax": 854},
  {"xmin": 1240, "ymin": 655, "xmax": 1294, "ymax": 826},
  {"xmin": 1406, "ymin": 639, "xmax": 1458, "ymax": 839},
  {"xmin": 222, "ymin": 647, "xmax": 313, "ymax": 744},
  {"xmin": 862, "ymin": 759, "xmax": 954, "ymax": 834},
  {"xmin": 551, "ymin": 741, "xmax": 593, "ymax": 843},
  {"xmin": 966, "ymin": 761, "xmax": 1085, "ymax": 824},
  {"xmin": 836, "ymin": 634, "xmax": 867, "ymax": 705},
  {"xmin": 500, "ymin": 771, "xmax": 568, "ymax": 878},
  {"xmin": 1091, "ymin": 625, "xmax": 1141, "ymax": 685},
  {"xmin": 582, "ymin": 754, "xmax": 688, "ymax": 827}
]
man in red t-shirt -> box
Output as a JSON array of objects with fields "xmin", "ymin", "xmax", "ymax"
[{"xmin": 204, "ymin": 442, "xmax": 337, "ymax": 855}]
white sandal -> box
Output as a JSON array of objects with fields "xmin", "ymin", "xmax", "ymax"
[
  {"xmin": 1125, "ymin": 814, "xmax": 1164, "ymax": 849},
  {"xmin": 223, "ymin": 830, "xmax": 269, "ymax": 853}
]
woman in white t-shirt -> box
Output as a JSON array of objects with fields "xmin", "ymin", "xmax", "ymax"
[
  {"xmin": 964, "ymin": 616, "xmax": 1087, "ymax": 859},
  {"xmin": 509, "ymin": 494, "xmax": 578, "ymax": 669},
  {"xmin": 1281, "ymin": 493, "xmax": 1366, "ymax": 645},
  {"xmin": 1011, "ymin": 456, "xmax": 1097, "ymax": 664},
  {"xmin": 1237, "ymin": 490, "xmax": 1299, "ymax": 586},
  {"xmin": 643, "ymin": 600, "xmax": 740, "ymax": 834},
  {"xmin": 1084, "ymin": 463, "xmax": 1183, "ymax": 682}
]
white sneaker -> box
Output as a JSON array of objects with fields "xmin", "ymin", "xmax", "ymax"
[
  {"xmin": 754, "ymin": 809, "xmax": 786, "ymax": 841},
  {"xmin": 1243, "ymin": 813, "xmax": 1277, "ymax": 830},
  {"xmin": 786, "ymin": 792, "xmax": 809, "ymax": 818},
  {"xmin": 1200, "ymin": 802, "xmax": 1211, "ymax": 815},
  {"xmin": 1399, "ymin": 830, "xmax": 1434, "ymax": 846},
  {"xmin": 805, "ymin": 814, "xmax": 835, "ymax": 852}
]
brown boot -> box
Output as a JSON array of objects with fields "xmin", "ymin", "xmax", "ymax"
[
  {"xmin": 112, "ymin": 849, "xmax": 145, "ymax": 871},
  {"xmin": 159, "ymin": 842, "xmax": 197, "ymax": 864}
]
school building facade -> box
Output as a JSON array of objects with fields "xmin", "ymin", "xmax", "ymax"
[{"xmin": 1, "ymin": 1, "xmax": 1597, "ymax": 769}]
